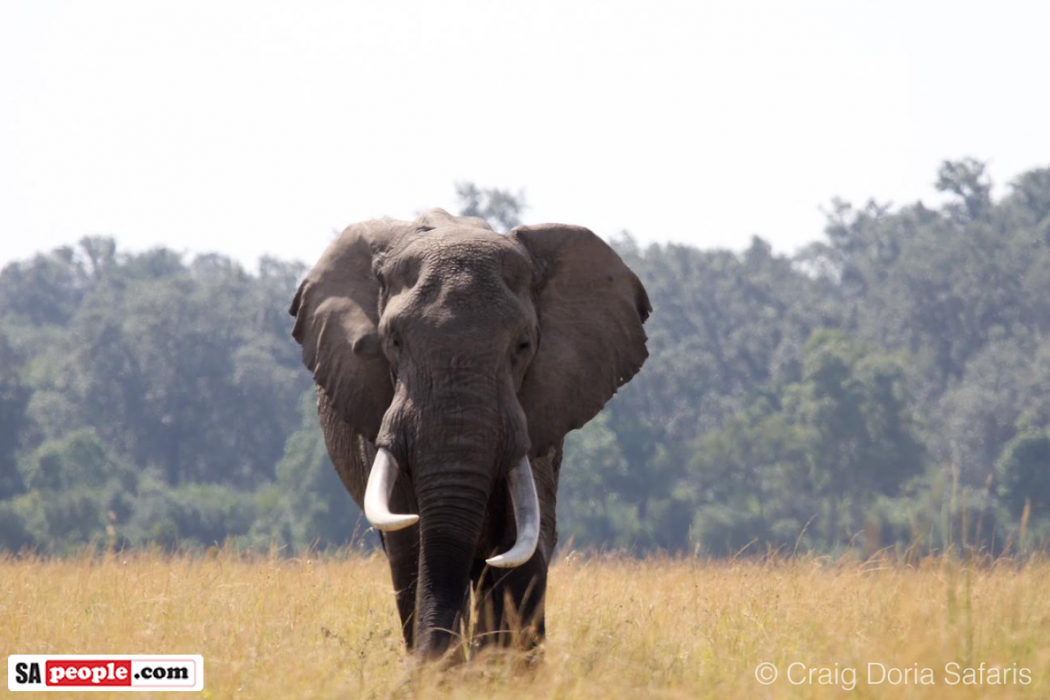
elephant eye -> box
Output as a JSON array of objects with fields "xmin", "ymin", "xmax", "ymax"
[
  {"xmin": 511, "ymin": 333, "xmax": 534, "ymax": 367},
  {"xmin": 386, "ymin": 330, "xmax": 402, "ymax": 355}
]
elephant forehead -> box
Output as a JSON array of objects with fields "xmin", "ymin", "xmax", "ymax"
[
  {"xmin": 382, "ymin": 237, "xmax": 533, "ymax": 327},
  {"xmin": 404, "ymin": 226, "xmax": 521, "ymax": 255},
  {"xmin": 399, "ymin": 229, "xmax": 531, "ymax": 281}
]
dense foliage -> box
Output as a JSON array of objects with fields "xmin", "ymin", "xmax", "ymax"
[{"xmin": 2, "ymin": 163, "xmax": 1049, "ymax": 556}]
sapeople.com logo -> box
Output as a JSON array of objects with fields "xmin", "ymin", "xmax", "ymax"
[{"xmin": 8, "ymin": 655, "xmax": 203, "ymax": 692}]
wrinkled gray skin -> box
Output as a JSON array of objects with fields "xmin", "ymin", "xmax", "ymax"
[{"xmin": 290, "ymin": 209, "xmax": 650, "ymax": 661}]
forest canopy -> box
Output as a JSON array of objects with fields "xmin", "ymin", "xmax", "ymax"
[{"xmin": 2, "ymin": 162, "xmax": 1050, "ymax": 556}]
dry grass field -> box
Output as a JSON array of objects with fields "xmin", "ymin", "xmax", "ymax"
[{"xmin": 2, "ymin": 550, "xmax": 1049, "ymax": 698}]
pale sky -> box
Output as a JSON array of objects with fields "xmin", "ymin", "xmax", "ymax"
[{"xmin": 2, "ymin": 1, "xmax": 1048, "ymax": 270}]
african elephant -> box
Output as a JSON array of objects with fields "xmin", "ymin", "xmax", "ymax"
[{"xmin": 289, "ymin": 208, "xmax": 650, "ymax": 661}]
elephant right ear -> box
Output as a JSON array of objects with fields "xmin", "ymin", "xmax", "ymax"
[{"xmin": 289, "ymin": 219, "xmax": 410, "ymax": 441}]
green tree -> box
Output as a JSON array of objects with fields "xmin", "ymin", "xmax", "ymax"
[
  {"xmin": 265, "ymin": 392, "xmax": 372, "ymax": 549},
  {"xmin": 0, "ymin": 331, "xmax": 28, "ymax": 498},
  {"xmin": 689, "ymin": 330, "xmax": 924, "ymax": 552},
  {"xmin": 455, "ymin": 182, "xmax": 527, "ymax": 232},
  {"xmin": 787, "ymin": 330, "xmax": 925, "ymax": 545},
  {"xmin": 936, "ymin": 157, "xmax": 992, "ymax": 222},
  {"xmin": 997, "ymin": 430, "xmax": 1050, "ymax": 518}
]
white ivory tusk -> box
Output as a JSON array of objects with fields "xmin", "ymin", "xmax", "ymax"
[
  {"xmin": 364, "ymin": 447, "xmax": 419, "ymax": 531},
  {"xmin": 486, "ymin": 456, "xmax": 541, "ymax": 568}
]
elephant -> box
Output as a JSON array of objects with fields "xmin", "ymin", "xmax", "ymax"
[{"xmin": 289, "ymin": 208, "xmax": 650, "ymax": 661}]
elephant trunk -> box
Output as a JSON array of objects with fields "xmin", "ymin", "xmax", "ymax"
[
  {"xmin": 412, "ymin": 449, "xmax": 494, "ymax": 659},
  {"xmin": 377, "ymin": 364, "xmax": 500, "ymax": 659}
]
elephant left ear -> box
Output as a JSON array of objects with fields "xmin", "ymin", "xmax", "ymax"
[{"xmin": 509, "ymin": 224, "xmax": 651, "ymax": 455}]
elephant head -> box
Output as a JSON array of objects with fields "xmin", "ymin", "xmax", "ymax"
[{"xmin": 290, "ymin": 208, "xmax": 650, "ymax": 658}]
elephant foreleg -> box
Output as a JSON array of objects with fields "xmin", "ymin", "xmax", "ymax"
[
  {"xmin": 381, "ymin": 527, "xmax": 420, "ymax": 649},
  {"xmin": 469, "ymin": 554, "xmax": 547, "ymax": 654},
  {"xmin": 379, "ymin": 472, "xmax": 421, "ymax": 650}
]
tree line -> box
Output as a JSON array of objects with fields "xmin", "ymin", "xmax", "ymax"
[{"xmin": 2, "ymin": 161, "xmax": 1049, "ymax": 557}]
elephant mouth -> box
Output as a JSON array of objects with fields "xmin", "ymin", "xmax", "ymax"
[{"xmin": 363, "ymin": 446, "xmax": 540, "ymax": 568}]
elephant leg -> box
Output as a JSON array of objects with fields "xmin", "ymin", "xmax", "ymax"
[
  {"xmin": 380, "ymin": 527, "xmax": 420, "ymax": 649},
  {"xmin": 470, "ymin": 554, "xmax": 547, "ymax": 653},
  {"xmin": 378, "ymin": 472, "xmax": 421, "ymax": 650}
]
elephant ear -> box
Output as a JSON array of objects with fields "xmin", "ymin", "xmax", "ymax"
[
  {"xmin": 289, "ymin": 219, "xmax": 411, "ymax": 441},
  {"xmin": 510, "ymin": 224, "xmax": 651, "ymax": 454}
]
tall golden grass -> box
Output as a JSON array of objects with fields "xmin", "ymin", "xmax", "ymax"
[{"xmin": 2, "ymin": 550, "xmax": 1048, "ymax": 698}]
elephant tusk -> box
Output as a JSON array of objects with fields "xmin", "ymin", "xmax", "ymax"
[
  {"xmin": 486, "ymin": 456, "xmax": 541, "ymax": 569},
  {"xmin": 364, "ymin": 448, "xmax": 419, "ymax": 531}
]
